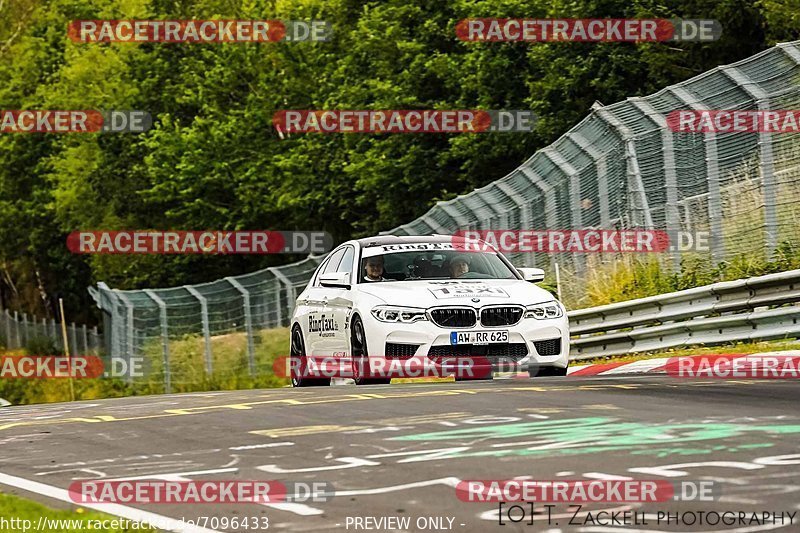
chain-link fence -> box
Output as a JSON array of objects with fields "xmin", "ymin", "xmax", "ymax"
[
  {"xmin": 0, "ymin": 306, "xmax": 103, "ymax": 355},
  {"xmin": 88, "ymin": 256, "xmax": 322, "ymax": 391},
  {"xmin": 90, "ymin": 40, "xmax": 800, "ymax": 392},
  {"xmin": 387, "ymin": 41, "xmax": 800, "ymax": 284}
]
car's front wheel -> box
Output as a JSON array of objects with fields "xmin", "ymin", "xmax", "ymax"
[
  {"xmin": 351, "ymin": 316, "xmax": 391, "ymax": 386},
  {"xmin": 290, "ymin": 325, "xmax": 331, "ymax": 387}
]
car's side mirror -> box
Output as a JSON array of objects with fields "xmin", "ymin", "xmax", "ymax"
[
  {"xmin": 319, "ymin": 272, "xmax": 351, "ymax": 289},
  {"xmin": 517, "ymin": 267, "xmax": 545, "ymax": 283}
]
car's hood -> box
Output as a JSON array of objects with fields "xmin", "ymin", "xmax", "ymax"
[{"xmin": 357, "ymin": 279, "xmax": 557, "ymax": 308}]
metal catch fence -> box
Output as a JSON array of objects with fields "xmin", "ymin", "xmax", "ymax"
[{"xmin": 89, "ymin": 40, "xmax": 800, "ymax": 391}]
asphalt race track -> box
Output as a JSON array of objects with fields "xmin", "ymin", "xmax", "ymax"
[{"xmin": 1, "ymin": 375, "xmax": 799, "ymax": 532}]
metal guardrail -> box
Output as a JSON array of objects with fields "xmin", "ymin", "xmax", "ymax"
[{"xmin": 568, "ymin": 269, "xmax": 800, "ymax": 360}]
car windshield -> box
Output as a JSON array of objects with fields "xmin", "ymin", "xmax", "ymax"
[{"xmin": 359, "ymin": 249, "xmax": 518, "ymax": 282}]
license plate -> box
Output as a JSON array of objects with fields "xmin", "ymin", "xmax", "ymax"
[{"xmin": 450, "ymin": 330, "xmax": 508, "ymax": 345}]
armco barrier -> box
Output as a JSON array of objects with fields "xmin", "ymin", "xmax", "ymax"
[{"xmin": 569, "ymin": 269, "xmax": 800, "ymax": 360}]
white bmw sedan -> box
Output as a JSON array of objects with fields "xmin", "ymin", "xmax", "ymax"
[{"xmin": 289, "ymin": 235, "xmax": 569, "ymax": 386}]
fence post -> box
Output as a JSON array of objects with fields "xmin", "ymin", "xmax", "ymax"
[
  {"xmin": 114, "ymin": 291, "xmax": 135, "ymax": 385},
  {"xmin": 13, "ymin": 311, "xmax": 20, "ymax": 349},
  {"xmin": 267, "ymin": 268, "xmax": 295, "ymax": 329},
  {"xmin": 92, "ymin": 326, "xmax": 99, "ymax": 353},
  {"xmin": 144, "ymin": 289, "xmax": 171, "ymax": 393},
  {"xmin": 420, "ymin": 213, "xmax": 447, "ymax": 234},
  {"xmin": 496, "ymin": 179, "xmax": 535, "ymax": 267},
  {"xmin": 21, "ymin": 313, "xmax": 29, "ymax": 347},
  {"xmin": 185, "ymin": 286, "xmax": 213, "ymax": 374},
  {"xmin": 719, "ymin": 66, "xmax": 779, "ymax": 257},
  {"xmin": 4, "ymin": 310, "xmax": 11, "ymax": 349},
  {"xmin": 629, "ymin": 97, "xmax": 682, "ymax": 272},
  {"xmin": 225, "ymin": 277, "xmax": 255, "ymax": 375},
  {"xmin": 543, "ymin": 148, "xmax": 586, "ymax": 277},
  {"xmin": 520, "ymin": 165, "xmax": 558, "ymax": 270},
  {"xmin": 437, "ymin": 200, "xmax": 471, "ymax": 229},
  {"xmin": 568, "ymin": 131, "xmax": 611, "ymax": 227},
  {"xmin": 591, "ymin": 103, "xmax": 654, "ymax": 230},
  {"xmin": 82, "ymin": 324, "xmax": 89, "ymax": 354},
  {"xmin": 667, "ymin": 87, "xmax": 724, "ymax": 262},
  {"xmin": 49, "ymin": 318, "xmax": 58, "ymax": 347},
  {"xmin": 70, "ymin": 322, "xmax": 78, "ymax": 356}
]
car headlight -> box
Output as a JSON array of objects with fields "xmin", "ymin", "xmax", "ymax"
[
  {"xmin": 371, "ymin": 305, "xmax": 428, "ymax": 323},
  {"xmin": 524, "ymin": 301, "xmax": 563, "ymax": 320}
]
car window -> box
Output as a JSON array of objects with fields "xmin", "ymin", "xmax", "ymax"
[
  {"xmin": 358, "ymin": 250, "xmax": 517, "ymax": 281},
  {"xmin": 337, "ymin": 246, "xmax": 354, "ymax": 275},
  {"xmin": 311, "ymin": 257, "xmax": 330, "ymax": 286},
  {"xmin": 313, "ymin": 248, "xmax": 345, "ymax": 286},
  {"xmin": 322, "ymin": 248, "xmax": 345, "ymax": 276}
]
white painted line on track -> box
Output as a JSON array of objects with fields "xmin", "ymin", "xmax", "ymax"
[{"xmin": 0, "ymin": 472, "xmax": 221, "ymax": 533}]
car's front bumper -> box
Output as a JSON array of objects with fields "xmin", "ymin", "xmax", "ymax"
[{"xmin": 360, "ymin": 312, "xmax": 570, "ymax": 374}]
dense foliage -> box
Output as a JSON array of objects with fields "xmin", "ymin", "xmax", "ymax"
[{"xmin": 0, "ymin": 0, "xmax": 797, "ymax": 323}]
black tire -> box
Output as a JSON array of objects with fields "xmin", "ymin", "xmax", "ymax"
[
  {"xmin": 290, "ymin": 326, "xmax": 331, "ymax": 387},
  {"xmin": 528, "ymin": 364, "xmax": 569, "ymax": 378},
  {"xmin": 351, "ymin": 316, "xmax": 391, "ymax": 385}
]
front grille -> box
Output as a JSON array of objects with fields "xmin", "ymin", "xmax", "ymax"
[
  {"xmin": 480, "ymin": 306, "xmax": 524, "ymax": 326},
  {"xmin": 385, "ymin": 343, "xmax": 420, "ymax": 359},
  {"xmin": 534, "ymin": 338, "xmax": 561, "ymax": 356},
  {"xmin": 429, "ymin": 308, "xmax": 477, "ymax": 328},
  {"xmin": 427, "ymin": 343, "xmax": 528, "ymax": 363}
]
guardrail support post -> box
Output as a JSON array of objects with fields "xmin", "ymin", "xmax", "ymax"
[
  {"xmin": 144, "ymin": 289, "xmax": 171, "ymax": 393},
  {"xmin": 225, "ymin": 277, "xmax": 256, "ymax": 375}
]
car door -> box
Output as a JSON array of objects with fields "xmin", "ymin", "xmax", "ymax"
[
  {"xmin": 323, "ymin": 245, "xmax": 356, "ymax": 358},
  {"xmin": 305, "ymin": 248, "xmax": 345, "ymax": 356}
]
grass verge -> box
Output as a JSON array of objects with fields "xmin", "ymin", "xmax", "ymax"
[{"xmin": 0, "ymin": 492, "xmax": 155, "ymax": 532}]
